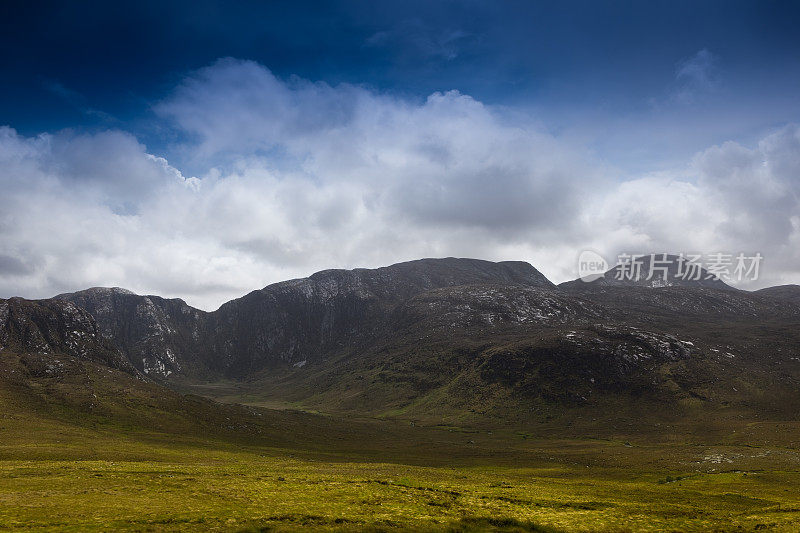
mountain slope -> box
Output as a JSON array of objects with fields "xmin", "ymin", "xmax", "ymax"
[
  {"xmin": 755, "ymin": 284, "xmax": 800, "ymax": 306},
  {"xmin": 55, "ymin": 287, "xmax": 209, "ymax": 378},
  {"xmin": 51, "ymin": 256, "xmax": 800, "ymax": 425},
  {"xmin": 0, "ymin": 297, "xmax": 134, "ymax": 373},
  {"xmin": 207, "ymin": 258, "xmax": 554, "ymax": 377},
  {"xmin": 1, "ymin": 296, "xmax": 445, "ymax": 454},
  {"xmin": 57, "ymin": 258, "xmax": 555, "ymax": 379}
]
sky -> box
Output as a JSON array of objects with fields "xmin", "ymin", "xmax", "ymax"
[{"xmin": 1, "ymin": 0, "xmax": 799, "ymax": 310}]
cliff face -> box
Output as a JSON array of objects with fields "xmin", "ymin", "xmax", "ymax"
[
  {"xmin": 0, "ymin": 297, "xmax": 134, "ymax": 373},
  {"xmin": 56, "ymin": 287, "xmax": 209, "ymax": 378},
  {"xmin": 56, "ymin": 258, "xmax": 556, "ymax": 378}
]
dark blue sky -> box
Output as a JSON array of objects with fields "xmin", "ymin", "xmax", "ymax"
[
  {"xmin": 2, "ymin": 1, "xmax": 800, "ymax": 306},
  {"xmin": 3, "ymin": 1, "xmax": 799, "ymax": 156}
]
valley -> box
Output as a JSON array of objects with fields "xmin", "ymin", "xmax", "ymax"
[{"xmin": 2, "ymin": 257, "xmax": 800, "ymax": 531}]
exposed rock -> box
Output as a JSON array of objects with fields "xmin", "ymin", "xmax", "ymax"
[
  {"xmin": 57, "ymin": 258, "xmax": 555, "ymax": 378},
  {"xmin": 395, "ymin": 284, "xmax": 602, "ymax": 331},
  {"xmin": 0, "ymin": 297, "xmax": 134, "ymax": 373},
  {"xmin": 56, "ymin": 287, "xmax": 209, "ymax": 378}
]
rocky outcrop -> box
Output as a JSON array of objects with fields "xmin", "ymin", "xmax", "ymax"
[
  {"xmin": 394, "ymin": 284, "xmax": 602, "ymax": 332},
  {"xmin": 56, "ymin": 287, "xmax": 209, "ymax": 378},
  {"xmin": 479, "ymin": 324, "xmax": 695, "ymax": 402},
  {"xmin": 0, "ymin": 297, "xmax": 134, "ymax": 373},
  {"xmin": 56, "ymin": 258, "xmax": 556, "ymax": 378}
]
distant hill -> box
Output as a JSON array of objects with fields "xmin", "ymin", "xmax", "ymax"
[{"xmin": 755, "ymin": 284, "xmax": 800, "ymax": 306}]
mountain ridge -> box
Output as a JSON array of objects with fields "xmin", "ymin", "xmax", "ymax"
[
  {"xmin": 55, "ymin": 257, "xmax": 555, "ymax": 379},
  {"xmin": 45, "ymin": 255, "xmax": 800, "ymax": 423},
  {"xmin": 51, "ymin": 256, "xmax": 800, "ymax": 382},
  {"xmin": 755, "ymin": 284, "xmax": 800, "ymax": 306}
]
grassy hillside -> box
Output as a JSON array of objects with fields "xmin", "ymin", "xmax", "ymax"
[
  {"xmin": 4, "ymin": 349, "xmax": 800, "ymax": 531},
  {"xmin": 182, "ymin": 315, "xmax": 800, "ymax": 431}
]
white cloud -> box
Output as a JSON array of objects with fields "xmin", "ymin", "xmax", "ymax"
[
  {"xmin": 672, "ymin": 48, "xmax": 718, "ymax": 103},
  {"xmin": 576, "ymin": 125, "xmax": 800, "ymax": 288},
  {"xmin": 1, "ymin": 59, "xmax": 799, "ymax": 309},
  {"xmin": 365, "ymin": 21, "xmax": 472, "ymax": 61}
]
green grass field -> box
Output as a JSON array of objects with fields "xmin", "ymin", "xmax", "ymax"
[
  {"xmin": 3, "ymin": 415, "xmax": 800, "ymax": 532},
  {"xmin": 2, "ymin": 352, "xmax": 800, "ymax": 531}
]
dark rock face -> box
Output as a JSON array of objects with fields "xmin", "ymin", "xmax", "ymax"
[
  {"xmin": 0, "ymin": 297, "xmax": 134, "ymax": 373},
  {"xmin": 394, "ymin": 284, "xmax": 603, "ymax": 332},
  {"xmin": 46, "ymin": 256, "xmax": 800, "ymax": 418},
  {"xmin": 56, "ymin": 287, "xmax": 209, "ymax": 378},
  {"xmin": 479, "ymin": 325, "xmax": 694, "ymax": 402},
  {"xmin": 56, "ymin": 258, "xmax": 555, "ymax": 378}
]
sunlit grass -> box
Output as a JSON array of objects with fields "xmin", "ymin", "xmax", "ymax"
[
  {"xmin": 3, "ymin": 352, "xmax": 800, "ymax": 531},
  {"xmin": 2, "ymin": 430, "xmax": 800, "ymax": 532}
]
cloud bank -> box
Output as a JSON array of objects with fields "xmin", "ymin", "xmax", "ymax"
[{"xmin": 1, "ymin": 58, "xmax": 798, "ymax": 309}]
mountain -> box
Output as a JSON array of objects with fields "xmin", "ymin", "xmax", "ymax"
[
  {"xmin": 0, "ymin": 296, "xmax": 407, "ymax": 451},
  {"xmin": 0, "ymin": 296, "xmax": 134, "ymax": 373},
  {"xmin": 55, "ymin": 287, "xmax": 209, "ymax": 379},
  {"xmin": 239, "ymin": 279, "xmax": 800, "ymax": 421},
  {"xmin": 206, "ymin": 258, "xmax": 554, "ymax": 377},
  {"xmin": 50, "ymin": 256, "xmax": 800, "ymax": 424},
  {"xmin": 56, "ymin": 258, "xmax": 554, "ymax": 379},
  {"xmin": 560, "ymin": 255, "xmax": 800, "ymax": 325}
]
